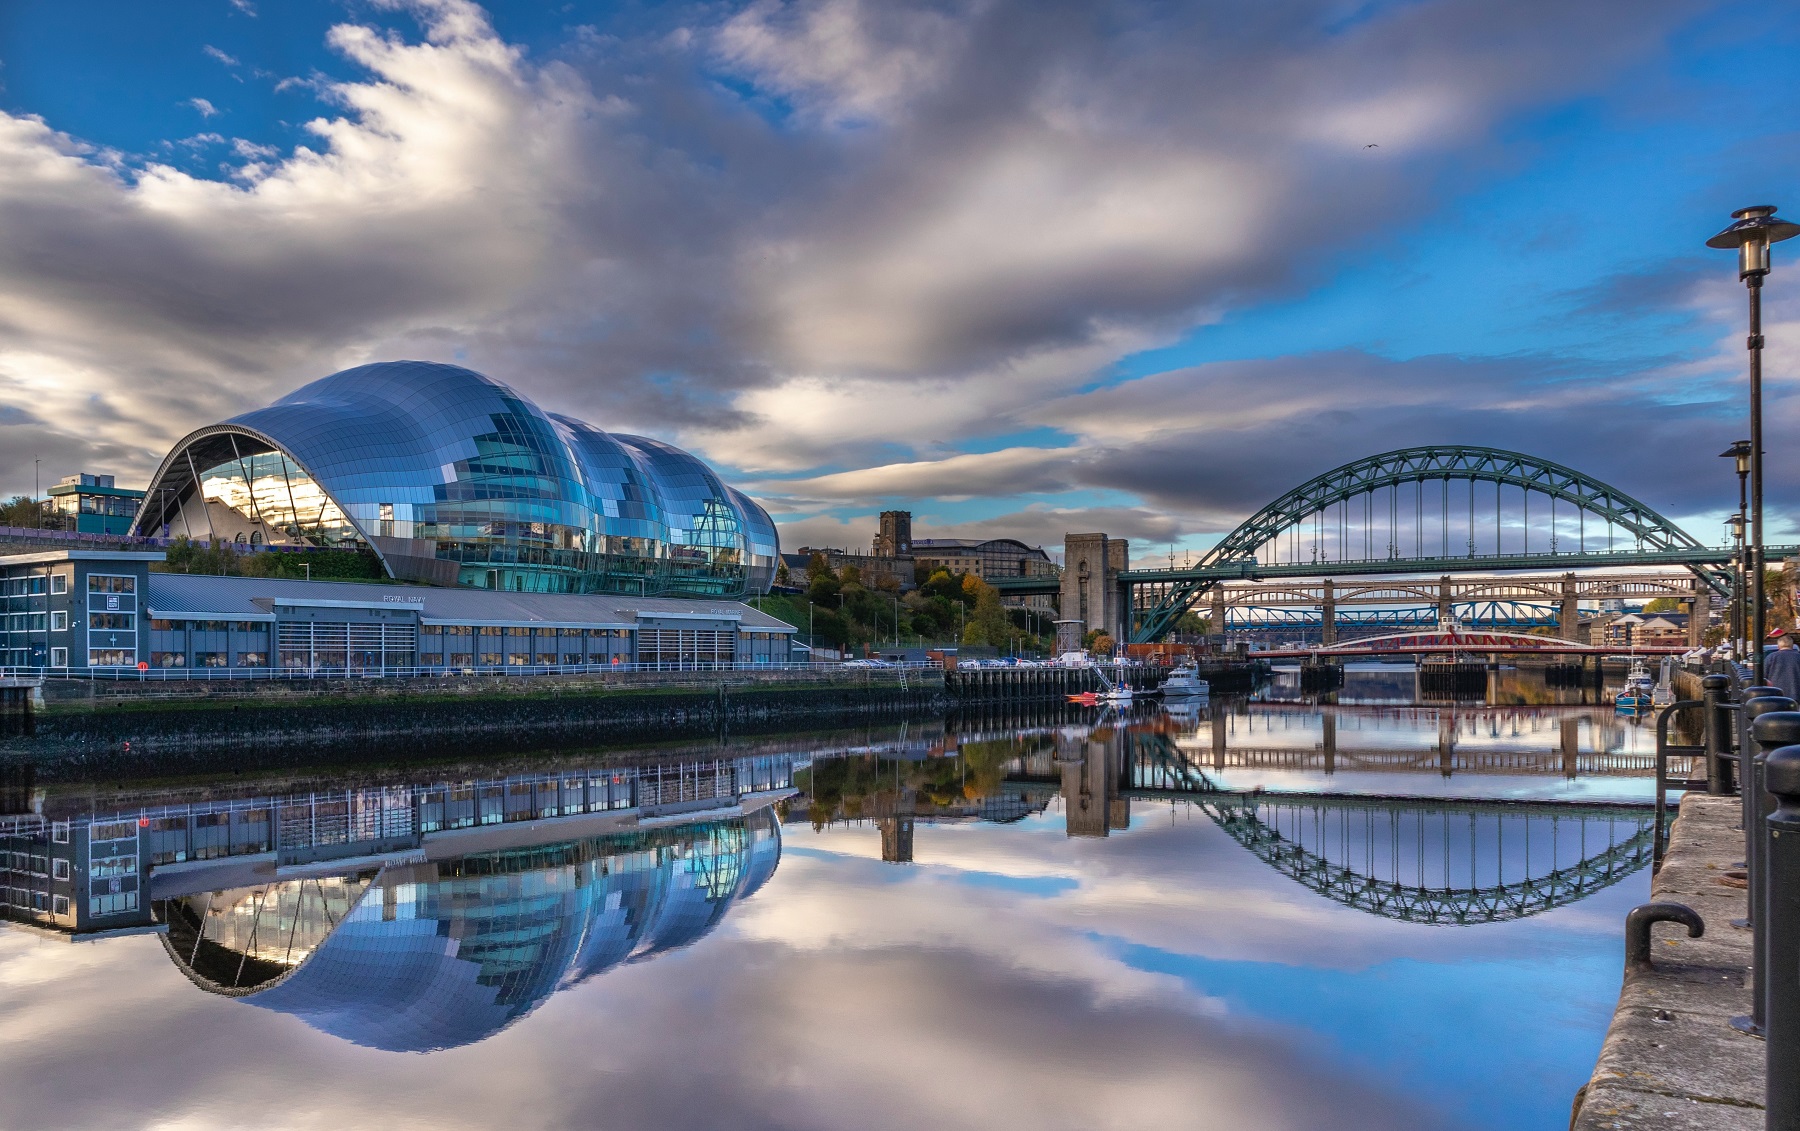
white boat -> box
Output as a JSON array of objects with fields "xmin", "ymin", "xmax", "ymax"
[{"xmin": 1157, "ymin": 662, "xmax": 1210, "ymax": 702}]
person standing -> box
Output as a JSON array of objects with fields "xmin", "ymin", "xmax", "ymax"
[{"xmin": 1766, "ymin": 631, "xmax": 1800, "ymax": 701}]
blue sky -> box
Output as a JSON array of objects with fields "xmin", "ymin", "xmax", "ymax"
[{"xmin": 0, "ymin": 0, "xmax": 1796, "ymax": 562}]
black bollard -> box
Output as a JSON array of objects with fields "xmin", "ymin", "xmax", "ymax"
[
  {"xmin": 1744, "ymin": 707, "xmax": 1800, "ymax": 1038},
  {"xmin": 1624, "ymin": 902, "xmax": 1704, "ymax": 973},
  {"xmin": 1762, "ymin": 742, "xmax": 1800, "ymax": 1129},
  {"xmin": 1703, "ymin": 674, "xmax": 1734, "ymax": 794}
]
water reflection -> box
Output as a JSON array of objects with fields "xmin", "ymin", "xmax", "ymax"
[{"xmin": 160, "ymin": 812, "xmax": 779, "ymax": 1051}]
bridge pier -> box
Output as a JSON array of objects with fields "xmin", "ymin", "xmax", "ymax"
[
  {"xmin": 1687, "ymin": 578, "xmax": 1707, "ymax": 648},
  {"xmin": 1061, "ymin": 534, "xmax": 1128, "ymax": 648},
  {"xmin": 1438, "ymin": 577, "xmax": 1452, "ymax": 626},
  {"xmin": 1559, "ymin": 573, "xmax": 1579, "ymax": 640},
  {"xmin": 1321, "ymin": 579, "xmax": 1337, "ymax": 645}
]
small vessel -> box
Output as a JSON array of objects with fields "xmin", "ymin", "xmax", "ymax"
[
  {"xmin": 1068, "ymin": 666, "xmax": 1134, "ymax": 705},
  {"xmin": 1616, "ymin": 659, "xmax": 1655, "ymax": 713},
  {"xmin": 1157, "ymin": 662, "xmax": 1210, "ymax": 703}
]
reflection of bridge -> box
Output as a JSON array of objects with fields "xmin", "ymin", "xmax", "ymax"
[
  {"xmin": 1257, "ymin": 627, "xmax": 1686, "ymax": 659},
  {"xmin": 989, "ymin": 446, "xmax": 1785, "ymax": 643},
  {"xmin": 1003, "ymin": 721, "xmax": 1657, "ymax": 923}
]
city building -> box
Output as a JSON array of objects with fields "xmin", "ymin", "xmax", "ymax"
[
  {"xmin": 131, "ymin": 361, "xmax": 778, "ymax": 598},
  {"xmin": 1599, "ymin": 611, "xmax": 1689, "ymax": 648},
  {"xmin": 46, "ymin": 473, "xmax": 143, "ymax": 536},
  {"xmin": 0, "ymin": 549, "xmax": 796, "ymax": 671},
  {"xmin": 789, "ymin": 546, "xmax": 916, "ymax": 590},
  {"xmin": 872, "ymin": 510, "xmax": 912, "ymax": 557},
  {"xmin": 911, "ymin": 534, "xmax": 1059, "ymax": 613}
]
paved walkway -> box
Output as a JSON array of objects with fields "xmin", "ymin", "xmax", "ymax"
[{"xmin": 1572, "ymin": 795, "xmax": 1762, "ymax": 1129}]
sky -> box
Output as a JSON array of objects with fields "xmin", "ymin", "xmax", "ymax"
[{"xmin": 0, "ymin": 0, "xmax": 1797, "ymax": 564}]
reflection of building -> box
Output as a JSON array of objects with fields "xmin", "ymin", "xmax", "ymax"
[
  {"xmin": 2, "ymin": 751, "xmax": 801, "ymax": 945},
  {"xmin": 0, "ymin": 549, "xmax": 795, "ymax": 672},
  {"xmin": 132, "ymin": 362, "xmax": 778, "ymax": 597},
  {"xmin": 47, "ymin": 473, "xmax": 143, "ymax": 535},
  {"xmin": 879, "ymin": 815, "xmax": 916, "ymax": 863},
  {"xmin": 1056, "ymin": 730, "xmax": 1128, "ymax": 838},
  {"xmin": 159, "ymin": 813, "xmax": 780, "ymax": 1051}
]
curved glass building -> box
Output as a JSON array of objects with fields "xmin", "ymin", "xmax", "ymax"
[
  {"xmin": 133, "ymin": 361, "xmax": 778, "ymax": 597},
  {"xmin": 157, "ymin": 810, "xmax": 781, "ymax": 1051}
]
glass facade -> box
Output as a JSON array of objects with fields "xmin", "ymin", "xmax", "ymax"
[{"xmin": 135, "ymin": 362, "xmax": 778, "ymax": 598}]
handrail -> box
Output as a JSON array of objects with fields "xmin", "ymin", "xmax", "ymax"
[
  {"xmin": 0, "ymin": 659, "xmax": 945, "ymax": 682},
  {"xmin": 1654, "ymin": 699, "xmax": 1705, "ymax": 869}
]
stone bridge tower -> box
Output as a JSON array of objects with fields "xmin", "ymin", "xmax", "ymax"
[{"xmin": 1059, "ymin": 534, "xmax": 1128, "ymax": 651}]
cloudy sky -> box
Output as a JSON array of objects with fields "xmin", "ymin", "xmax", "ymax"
[{"xmin": 0, "ymin": 0, "xmax": 1796, "ymax": 562}]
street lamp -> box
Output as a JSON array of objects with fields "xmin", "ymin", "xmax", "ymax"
[
  {"xmin": 1722, "ymin": 440, "xmax": 1751, "ymax": 657},
  {"xmin": 1709, "ymin": 206, "xmax": 1800, "ymax": 681}
]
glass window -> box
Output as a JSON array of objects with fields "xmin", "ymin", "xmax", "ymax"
[
  {"xmin": 480, "ymin": 626, "xmax": 502, "ymax": 637},
  {"xmin": 86, "ymin": 575, "xmax": 136, "ymax": 594},
  {"xmin": 563, "ymin": 653, "xmax": 583, "ymax": 665},
  {"xmin": 49, "ymin": 574, "xmax": 66, "ymax": 595},
  {"xmin": 235, "ymin": 651, "xmax": 267, "ymax": 667},
  {"xmin": 52, "ymin": 859, "xmax": 69, "ymax": 881},
  {"xmin": 535, "ymin": 652, "xmax": 556, "ymax": 665},
  {"xmin": 89, "ymin": 613, "xmax": 135, "ymax": 631},
  {"xmin": 420, "ymin": 623, "xmax": 443, "ymax": 635},
  {"xmin": 88, "ymin": 649, "xmax": 134, "ymax": 667},
  {"xmin": 52, "ymin": 895, "xmax": 69, "ymax": 918},
  {"xmin": 423, "ymin": 653, "xmax": 444, "ymax": 665},
  {"xmin": 507, "ymin": 653, "xmax": 529, "ymax": 665},
  {"xmin": 506, "ymin": 626, "xmax": 529, "ymax": 637},
  {"xmin": 231, "ymin": 621, "xmax": 261, "ymax": 632},
  {"xmin": 449, "ymin": 652, "xmax": 473, "ymax": 666},
  {"xmin": 150, "ymin": 619, "xmax": 176, "ymax": 631},
  {"xmin": 446, "ymin": 625, "xmax": 473, "ymax": 636},
  {"xmin": 50, "ymin": 611, "xmax": 67, "ymax": 631},
  {"xmin": 51, "ymin": 822, "xmax": 69, "ymax": 845},
  {"xmin": 480, "ymin": 652, "xmax": 503, "ymax": 665},
  {"xmin": 152, "ymin": 652, "xmax": 187, "ymax": 668}
]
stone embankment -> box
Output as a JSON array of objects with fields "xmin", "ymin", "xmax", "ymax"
[
  {"xmin": 1572, "ymin": 794, "xmax": 1762, "ymax": 1129},
  {"xmin": 2, "ymin": 668, "xmax": 948, "ymax": 760}
]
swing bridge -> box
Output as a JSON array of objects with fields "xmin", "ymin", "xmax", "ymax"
[{"xmin": 985, "ymin": 445, "xmax": 1786, "ymax": 643}]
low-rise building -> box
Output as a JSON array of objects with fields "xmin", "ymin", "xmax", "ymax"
[
  {"xmin": 46, "ymin": 473, "xmax": 143, "ymax": 536},
  {"xmin": 0, "ymin": 549, "xmax": 796, "ymax": 671}
]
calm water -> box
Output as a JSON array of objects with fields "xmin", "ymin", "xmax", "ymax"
[{"xmin": 0, "ymin": 663, "xmax": 1665, "ymax": 1131}]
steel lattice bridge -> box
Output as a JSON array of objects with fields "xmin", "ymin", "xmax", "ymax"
[{"xmin": 986, "ymin": 445, "xmax": 1793, "ymax": 642}]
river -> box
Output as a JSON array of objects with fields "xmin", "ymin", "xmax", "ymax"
[{"xmin": 0, "ymin": 661, "xmax": 1663, "ymax": 1130}]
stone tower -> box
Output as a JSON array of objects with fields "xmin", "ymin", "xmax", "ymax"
[{"xmin": 873, "ymin": 510, "xmax": 913, "ymax": 557}]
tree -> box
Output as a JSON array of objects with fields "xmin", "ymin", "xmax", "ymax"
[
  {"xmin": 961, "ymin": 578, "xmax": 1012, "ymax": 647},
  {"xmin": 1082, "ymin": 629, "xmax": 1114, "ymax": 656},
  {"xmin": 1642, "ymin": 597, "xmax": 1680, "ymax": 614},
  {"xmin": 774, "ymin": 558, "xmax": 791, "ymax": 587},
  {"xmin": 1174, "ymin": 611, "xmax": 1210, "ymax": 635},
  {"xmin": 0, "ymin": 495, "xmax": 51, "ymax": 528}
]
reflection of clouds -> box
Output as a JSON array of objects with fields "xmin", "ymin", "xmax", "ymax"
[{"xmin": 0, "ymin": 805, "xmax": 1642, "ymax": 1131}]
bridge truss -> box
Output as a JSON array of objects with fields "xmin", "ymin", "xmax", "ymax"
[{"xmin": 1119, "ymin": 446, "xmax": 1751, "ymax": 642}]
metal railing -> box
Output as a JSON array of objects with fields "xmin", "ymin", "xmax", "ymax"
[{"xmin": 0, "ymin": 659, "xmax": 945, "ymax": 682}]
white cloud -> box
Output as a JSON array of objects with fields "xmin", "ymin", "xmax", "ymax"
[
  {"xmin": 202, "ymin": 45, "xmax": 239, "ymax": 67},
  {"xmin": 186, "ymin": 98, "xmax": 220, "ymax": 118}
]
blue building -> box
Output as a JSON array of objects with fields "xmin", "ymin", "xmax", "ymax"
[
  {"xmin": 131, "ymin": 361, "xmax": 779, "ymax": 598},
  {"xmin": 0, "ymin": 549, "xmax": 795, "ymax": 671},
  {"xmin": 46, "ymin": 473, "xmax": 143, "ymax": 535}
]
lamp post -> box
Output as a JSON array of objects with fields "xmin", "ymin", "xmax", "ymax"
[
  {"xmin": 1709, "ymin": 206, "xmax": 1800, "ymax": 682},
  {"xmin": 1730, "ymin": 510, "xmax": 1747, "ymax": 657},
  {"xmin": 1724, "ymin": 440, "xmax": 1751, "ymax": 657}
]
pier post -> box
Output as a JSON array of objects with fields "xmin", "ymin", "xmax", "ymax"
[
  {"xmin": 1741, "ymin": 700, "xmax": 1799, "ymax": 1037},
  {"xmin": 1759, "ymin": 738, "xmax": 1800, "ymax": 1126},
  {"xmin": 1559, "ymin": 573, "xmax": 1579, "ymax": 640},
  {"xmin": 1321, "ymin": 579, "xmax": 1336, "ymax": 646}
]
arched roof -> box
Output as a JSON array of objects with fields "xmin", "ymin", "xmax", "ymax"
[{"xmin": 134, "ymin": 361, "xmax": 778, "ymax": 596}]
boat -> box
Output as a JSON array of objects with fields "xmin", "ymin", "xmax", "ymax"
[
  {"xmin": 1157, "ymin": 662, "xmax": 1210, "ymax": 703},
  {"xmin": 1067, "ymin": 666, "xmax": 1135, "ymax": 705},
  {"xmin": 1616, "ymin": 659, "xmax": 1655, "ymax": 713}
]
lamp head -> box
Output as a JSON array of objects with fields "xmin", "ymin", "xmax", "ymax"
[
  {"xmin": 1722, "ymin": 439, "xmax": 1753, "ymax": 474},
  {"xmin": 1708, "ymin": 206, "xmax": 1800, "ymax": 279}
]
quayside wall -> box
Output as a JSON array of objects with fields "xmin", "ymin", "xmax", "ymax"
[{"xmin": 2, "ymin": 669, "xmax": 947, "ymax": 760}]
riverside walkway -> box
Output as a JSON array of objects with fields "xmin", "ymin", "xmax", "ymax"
[{"xmin": 1572, "ymin": 794, "xmax": 1761, "ymax": 1129}]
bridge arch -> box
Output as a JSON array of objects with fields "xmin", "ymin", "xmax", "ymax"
[
  {"xmin": 1201, "ymin": 794, "xmax": 1654, "ymax": 924},
  {"xmin": 1206, "ymin": 445, "xmax": 1706, "ymax": 569},
  {"xmin": 1129, "ymin": 446, "xmax": 1723, "ymax": 641}
]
